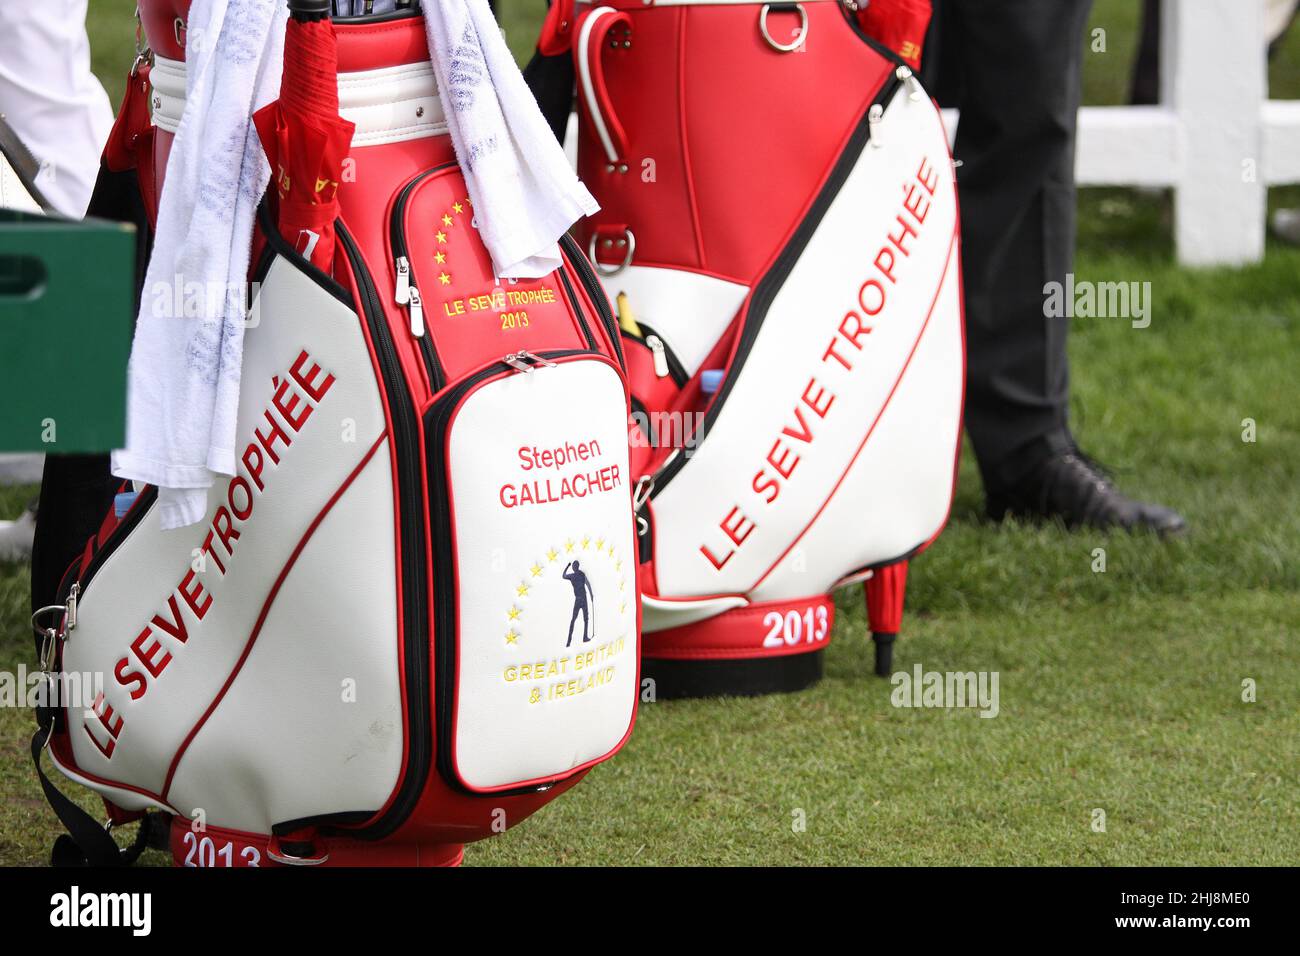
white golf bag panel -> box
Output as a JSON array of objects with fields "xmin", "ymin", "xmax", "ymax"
[
  {"xmin": 442, "ymin": 355, "xmax": 638, "ymax": 792},
  {"xmin": 647, "ymin": 87, "xmax": 962, "ymax": 617},
  {"xmin": 56, "ymin": 254, "xmax": 402, "ymax": 833}
]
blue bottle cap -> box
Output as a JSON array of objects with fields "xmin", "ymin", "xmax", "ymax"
[
  {"xmin": 700, "ymin": 369, "xmax": 724, "ymax": 395},
  {"xmin": 113, "ymin": 491, "xmax": 139, "ymax": 519}
]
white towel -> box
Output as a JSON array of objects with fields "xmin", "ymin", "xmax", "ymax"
[
  {"xmin": 111, "ymin": 0, "xmax": 288, "ymax": 530},
  {"xmin": 424, "ymin": 0, "xmax": 598, "ymax": 278}
]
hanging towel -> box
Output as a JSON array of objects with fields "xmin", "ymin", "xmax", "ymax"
[
  {"xmin": 424, "ymin": 0, "xmax": 598, "ymax": 278},
  {"xmin": 111, "ymin": 0, "xmax": 288, "ymax": 530}
]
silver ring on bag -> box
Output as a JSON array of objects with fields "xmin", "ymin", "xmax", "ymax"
[
  {"xmin": 759, "ymin": 3, "xmax": 808, "ymax": 53},
  {"xmin": 588, "ymin": 228, "xmax": 636, "ymax": 277}
]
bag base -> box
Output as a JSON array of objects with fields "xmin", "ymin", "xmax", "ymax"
[{"xmin": 641, "ymin": 594, "xmax": 834, "ymax": 698}]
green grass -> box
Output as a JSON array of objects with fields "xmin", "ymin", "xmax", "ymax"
[{"xmin": 0, "ymin": 0, "xmax": 1296, "ymax": 866}]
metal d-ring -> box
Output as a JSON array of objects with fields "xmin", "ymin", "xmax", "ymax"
[
  {"xmin": 588, "ymin": 228, "xmax": 636, "ymax": 277},
  {"xmin": 760, "ymin": 3, "xmax": 808, "ymax": 53}
]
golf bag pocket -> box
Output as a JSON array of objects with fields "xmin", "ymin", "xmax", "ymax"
[
  {"xmin": 621, "ymin": 323, "xmax": 688, "ymax": 448},
  {"xmin": 428, "ymin": 351, "xmax": 638, "ymax": 793},
  {"xmin": 390, "ymin": 167, "xmax": 607, "ymax": 384}
]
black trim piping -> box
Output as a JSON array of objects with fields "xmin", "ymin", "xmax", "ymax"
[
  {"xmin": 331, "ymin": 220, "xmax": 431, "ymax": 841},
  {"xmin": 560, "ymin": 232, "xmax": 624, "ymax": 368}
]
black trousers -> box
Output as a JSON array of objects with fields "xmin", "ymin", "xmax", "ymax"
[{"xmin": 923, "ymin": 0, "xmax": 1094, "ymax": 492}]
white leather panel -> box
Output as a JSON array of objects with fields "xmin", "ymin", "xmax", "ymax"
[
  {"xmin": 750, "ymin": 246, "xmax": 962, "ymax": 601},
  {"xmin": 150, "ymin": 55, "xmax": 447, "ymax": 146},
  {"xmin": 600, "ymin": 266, "xmax": 749, "ymax": 378},
  {"xmin": 167, "ymin": 440, "xmax": 401, "ymax": 833},
  {"xmin": 62, "ymin": 257, "xmax": 393, "ymax": 824},
  {"xmin": 447, "ymin": 358, "xmax": 638, "ymax": 791},
  {"xmin": 650, "ymin": 86, "xmax": 961, "ymax": 599},
  {"xmin": 641, "ymin": 593, "xmax": 749, "ymax": 633}
]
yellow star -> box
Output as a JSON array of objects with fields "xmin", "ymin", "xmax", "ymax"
[
  {"xmin": 452, "ymin": 202, "xmax": 464, "ymax": 214},
  {"xmin": 505, "ymin": 630, "xmax": 518, "ymax": 645},
  {"xmin": 507, "ymin": 605, "xmax": 521, "ymax": 620},
  {"xmin": 596, "ymin": 537, "xmax": 605, "ymax": 550},
  {"xmin": 608, "ymin": 544, "xmax": 615, "ymax": 557},
  {"xmin": 516, "ymin": 583, "xmax": 530, "ymax": 597},
  {"xmin": 615, "ymin": 559, "xmax": 622, "ymax": 572},
  {"xmin": 530, "ymin": 563, "xmax": 543, "ymax": 577},
  {"xmin": 618, "ymin": 580, "xmax": 625, "ymax": 592},
  {"xmin": 442, "ymin": 214, "xmax": 453, "ymax": 227},
  {"xmin": 436, "ymin": 231, "xmax": 447, "ymax": 244},
  {"xmin": 565, "ymin": 539, "xmax": 575, "ymax": 553},
  {"xmin": 434, "ymin": 251, "xmax": 446, "ymax": 264},
  {"xmin": 546, "ymin": 548, "xmax": 558, "ymax": 562},
  {"xmin": 619, "ymin": 601, "xmax": 627, "ymax": 614},
  {"xmin": 439, "ymin": 272, "xmax": 452, "ymax": 285},
  {"xmin": 581, "ymin": 536, "xmax": 591, "ymax": 549}
]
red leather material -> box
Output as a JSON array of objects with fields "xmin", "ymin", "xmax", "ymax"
[
  {"xmin": 389, "ymin": 167, "xmax": 595, "ymax": 383},
  {"xmin": 857, "ymin": 0, "xmax": 932, "ymax": 69},
  {"xmin": 103, "ymin": 62, "xmax": 159, "ymax": 224},
  {"xmin": 622, "ymin": 336, "xmax": 683, "ymax": 423},
  {"xmin": 539, "ymin": 0, "xmax": 578, "ymax": 56},
  {"xmin": 139, "ymin": 0, "xmax": 189, "ymax": 62},
  {"xmin": 574, "ymin": 3, "xmax": 895, "ymax": 282},
  {"xmin": 169, "ymin": 818, "xmax": 464, "ymax": 867},
  {"xmin": 864, "ymin": 560, "xmax": 909, "ymax": 635},
  {"xmin": 644, "ymin": 594, "xmax": 834, "ymax": 661},
  {"xmin": 335, "ymin": 14, "xmax": 435, "ymax": 73}
]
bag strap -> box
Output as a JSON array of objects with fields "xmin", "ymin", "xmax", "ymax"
[{"xmin": 31, "ymin": 707, "xmax": 149, "ymax": 867}]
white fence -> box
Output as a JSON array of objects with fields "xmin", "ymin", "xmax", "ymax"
[{"xmin": 946, "ymin": 0, "xmax": 1300, "ymax": 266}]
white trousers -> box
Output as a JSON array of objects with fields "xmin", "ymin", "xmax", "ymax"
[{"xmin": 0, "ymin": 0, "xmax": 113, "ymax": 218}]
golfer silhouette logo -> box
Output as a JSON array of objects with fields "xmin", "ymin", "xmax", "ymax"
[{"xmin": 562, "ymin": 560, "xmax": 595, "ymax": 646}]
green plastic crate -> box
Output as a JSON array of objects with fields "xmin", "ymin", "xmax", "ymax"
[{"xmin": 0, "ymin": 210, "xmax": 135, "ymax": 452}]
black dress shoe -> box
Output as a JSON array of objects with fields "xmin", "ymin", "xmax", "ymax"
[{"xmin": 986, "ymin": 446, "xmax": 1187, "ymax": 536}]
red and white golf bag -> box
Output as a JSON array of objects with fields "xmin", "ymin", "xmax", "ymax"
[
  {"xmin": 33, "ymin": 5, "xmax": 639, "ymax": 866},
  {"xmin": 541, "ymin": 0, "xmax": 964, "ymax": 694}
]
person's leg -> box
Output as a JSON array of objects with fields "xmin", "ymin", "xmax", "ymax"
[
  {"xmin": 942, "ymin": 0, "xmax": 1090, "ymax": 492},
  {"xmin": 942, "ymin": 0, "xmax": 1185, "ymax": 534}
]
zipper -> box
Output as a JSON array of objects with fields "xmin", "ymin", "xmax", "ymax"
[
  {"xmin": 335, "ymin": 220, "xmax": 432, "ymax": 841},
  {"xmin": 555, "ymin": 268, "xmax": 598, "ymax": 351},
  {"xmin": 643, "ymin": 73, "xmax": 905, "ymax": 503},
  {"xmin": 389, "ymin": 164, "xmax": 458, "ymax": 392},
  {"xmin": 560, "ymin": 231, "xmax": 624, "ymax": 368},
  {"xmin": 625, "ymin": 320, "xmax": 687, "ymax": 386},
  {"xmin": 425, "ymin": 347, "xmax": 604, "ymax": 794}
]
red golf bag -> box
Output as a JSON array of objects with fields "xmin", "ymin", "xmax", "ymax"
[
  {"xmin": 33, "ymin": 4, "xmax": 639, "ymax": 867},
  {"xmin": 540, "ymin": 0, "xmax": 963, "ymax": 695}
]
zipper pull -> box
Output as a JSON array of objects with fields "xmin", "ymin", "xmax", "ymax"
[
  {"xmin": 896, "ymin": 65, "xmax": 923, "ymax": 101},
  {"xmin": 408, "ymin": 285, "xmax": 425, "ymax": 337},
  {"xmin": 66, "ymin": 582, "xmax": 79, "ymax": 632},
  {"xmin": 632, "ymin": 474, "xmax": 655, "ymax": 537},
  {"xmin": 504, "ymin": 350, "xmax": 560, "ymax": 373},
  {"xmin": 868, "ymin": 103, "xmax": 885, "ymax": 147},
  {"xmin": 646, "ymin": 334, "xmax": 670, "ymax": 378},
  {"xmin": 394, "ymin": 256, "xmax": 410, "ymax": 305}
]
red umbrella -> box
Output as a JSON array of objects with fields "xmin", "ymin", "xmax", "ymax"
[{"xmin": 253, "ymin": 1, "xmax": 355, "ymax": 271}]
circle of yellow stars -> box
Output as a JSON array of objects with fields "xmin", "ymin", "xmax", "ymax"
[
  {"xmin": 433, "ymin": 197, "xmax": 470, "ymax": 289},
  {"xmin": 503, "ymin": 534, "xmax": 627, "ymax": 647}
]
